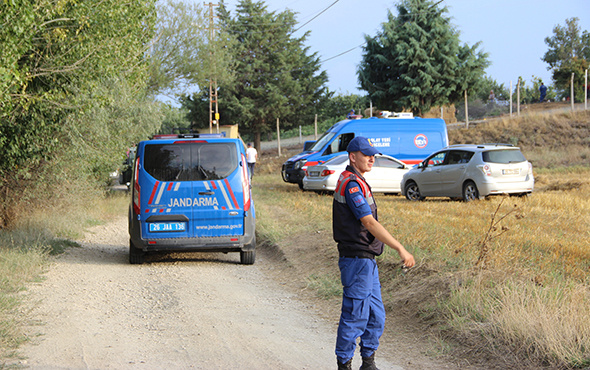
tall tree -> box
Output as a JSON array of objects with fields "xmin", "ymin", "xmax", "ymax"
[
  {"xmin": 217, "ymin": 0, "xmax": 328, "ymax": 148},
  {"xmin": 0, "ymin": 0, "xmax": 159, "ymax": 226},
  {"xmin": 542, "ymin": 17, "xmax": 590, "ymax": 101},
  {"xmin": 149, "ymin": 0, "xmax": 236, "ymax": 99},
  {"xmin": 357, "ymin": 0, "xmax": 489, "ymax": 116}
]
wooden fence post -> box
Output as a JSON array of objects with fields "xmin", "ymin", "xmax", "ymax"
[
  {"xmin": 464, "ymin": 90, "xmax": 469, "ymax": 129},
  {"xmin": 510, "ymin": 80, "xmax": 513, "ymax": 118},
  {"xmin": 276, "ymin": 118, "xmax": 281, "ymax": 157},
  {"xmin": 585, "ymin": 69, "xmax": 588, "ymax": 110},
  {"xmin": 571, "ymin": 72, "xmax": 575, "ymax": 112},
  {"xmin": 314, "ymin": 114, "xmax": 318, "ymax": 140},
  {"xmin": 516, "ymin": 77, "xmax": 520, "ymax": 116}
]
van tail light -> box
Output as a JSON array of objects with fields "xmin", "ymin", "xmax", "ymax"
[
  {"xmin": 321, "ymin": 169, "xmax": 335, "ymax": 177},
  {"xmin": 132, "ymin": 156, "xmax": 141, "ymax": 215},
  {"xmin": 478, "ymin": 164, "xmax": 492, "ymax": 176},
  {"xmin": 241, "ymin": 153, "xmax": 251, "ymax": 211}
]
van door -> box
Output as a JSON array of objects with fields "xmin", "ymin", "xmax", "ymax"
[
  {"xmin": 140, "ymin": 143, "xmax": 193, "ymax": 239},
  {"xmin": 189, "ymin": 142, "xmax": 245, "ymax": 237}
]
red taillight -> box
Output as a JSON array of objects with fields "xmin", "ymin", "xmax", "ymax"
[
  {"xmin": 321, "ymin": 169, "xmax": 335, "ymax": 177},
  {"xmin": 132, "ymin": 156, "xmax": 141, "ymax": 214},
  {"xmin": 478, "ymin": 164, "xmax": 492, "ymax": 176}
]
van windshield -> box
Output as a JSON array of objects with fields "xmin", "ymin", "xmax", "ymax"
[
  {"xmin": 144, "ymin": 142, "xmax": 238, "ymax": 181},
  {"xmin": 309, "ymin": 132, "xmax": 335, "ymax": 152}
]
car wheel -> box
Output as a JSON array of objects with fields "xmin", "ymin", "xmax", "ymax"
[
  {"xmin": 404, "ymin": 182, "xmax": 424, "ymax": 201},
  {"xmin": 462, "ymin": 181, "xmax": 480, "ymax": 202},
  {"xmin": 129, "ymin": 239, "xmax": 145, "ymax": 265}
]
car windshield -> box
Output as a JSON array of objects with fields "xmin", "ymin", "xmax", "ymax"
[
  {"xmin": 482, "ymin": 149, "xmax": 526, "ymax": 164},
  {"xmin": 143, "ymin": 142, "xmax": 237, "ymax": 181}
]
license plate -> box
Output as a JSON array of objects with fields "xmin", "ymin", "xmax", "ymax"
[
  {"xmin": 309, "ymin": 171, "xmax": 320, "ymax": 177},
  {"xmin": 502, "ymin": 168, "xmax": 520, "ymax": 175},
  {"xmin": 149, "ymin": 222, "xmax": 186, "ymax": 232}
]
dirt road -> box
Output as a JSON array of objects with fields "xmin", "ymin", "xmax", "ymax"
[{"xmin": 17, "ymin": 217, "xmax": 412, "ymax": 369}]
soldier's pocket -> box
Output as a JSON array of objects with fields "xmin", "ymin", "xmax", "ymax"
[{"xmin": 338, "ymin": 258, "xmax": 372, "ymax": 300}]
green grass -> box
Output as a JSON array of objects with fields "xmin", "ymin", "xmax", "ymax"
[{"xmin": 306, "ymin": 274, "xmax": 342, "ymax": 300}]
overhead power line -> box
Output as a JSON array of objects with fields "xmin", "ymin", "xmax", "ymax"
[
  {"xmin": 293, "ymin": 0, "xmax": 340, "ymax": 33},
  {"xmin": 321, "ymin": 42, "xmax": 366, "ymax": 64}
]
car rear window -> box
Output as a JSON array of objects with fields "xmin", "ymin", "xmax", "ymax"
[
  {"xmin": 143, "ymin": 142, "xmax": 238, "ymax": 181},
  {"xmin": 482, "ymin": 149, "xmax": 526, "ymax": 164},
  {"xmin": 324, "ymin": 155, "xmax": 348, "ymax": 166}
]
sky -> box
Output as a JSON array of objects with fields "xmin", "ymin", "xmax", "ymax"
[{"xmin": 219, "ymin": 0, "xmax": 590, "ymax": 94}]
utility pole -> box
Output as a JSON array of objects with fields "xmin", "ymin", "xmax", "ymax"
[{"xmin": 205, "ymin": 2, "xmax": 219, "ymax": 133}]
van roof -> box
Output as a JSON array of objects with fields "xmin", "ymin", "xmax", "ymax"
[
  {"xmin": 329, "ymin": 116, "xmax": 445, "ymax": 132},
  {"xmin": 151, "ymin": 133, "xmax": 225, "ymax": 139}
]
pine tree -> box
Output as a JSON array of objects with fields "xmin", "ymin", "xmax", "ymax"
[
  {"xmin": 357, "ymin": 0, "xmax": 488, "ymax": 116},
  {"xmin": 542, "ymin": 17, "xmax": 590, "ymax": 101}
]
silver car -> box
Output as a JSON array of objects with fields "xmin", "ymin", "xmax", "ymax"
[
  {"xmin": 401, "ymin": 144, "xmax": 534, "ymax": 201},
  {"xmin": 303, "ymin": 153, "xmax": 411, "ymax": 193}
]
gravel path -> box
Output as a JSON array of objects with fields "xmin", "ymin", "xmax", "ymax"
[{"xmin": 16, "ymin": 216, "xmax": 405, "ymax": 369}]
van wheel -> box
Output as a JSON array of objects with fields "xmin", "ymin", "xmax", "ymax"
[
  {"xmin": 240, "ymin": 250, "xmax": 255, "ymax": 265},
  {"xmin": 405, "ymin": 182, "xmax": 424, "ymax": 201},
  {"xmin": 129, "ymin": 240, "xmax": 145, "ymax": 265},
  {"xmin": 462, "ymin": 181, "xmax": 480, "ymax": 202},
  {"xmin": 240, "ymin": 234, "xmax": 256, "ymax": 265}
]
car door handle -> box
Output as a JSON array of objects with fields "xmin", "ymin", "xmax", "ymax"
[{"xmin": 199, "ymin": 191, "xmax": 215, "ymax": 195}]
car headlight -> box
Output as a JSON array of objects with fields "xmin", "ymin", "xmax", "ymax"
[{"xmin": 294, "ymin": 159, "xmax": 307, "ymax": 170}]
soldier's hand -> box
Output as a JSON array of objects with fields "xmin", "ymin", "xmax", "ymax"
[{"xmin": 400, "ymin": 250, "xmax": 415, "ymax": 268}]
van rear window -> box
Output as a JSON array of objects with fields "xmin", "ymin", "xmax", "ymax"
[
  {"xmin": 482, "ymin": 149, "xmax": 526, "ymax": 164},
  {"xmin": 143, "ymin": 142, "xmax": 238, "ymax": 181}
]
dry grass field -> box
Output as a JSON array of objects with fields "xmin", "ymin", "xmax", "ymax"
[{"xmin": 255, "ymin": 110, "xmax": 590, "ymax": 368}]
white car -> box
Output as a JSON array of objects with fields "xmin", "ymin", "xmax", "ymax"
[
  {"xmin": 302, "ymin": 154, "xmax": 411, "ymax": 193},
  {"xmin": 401, "ymin": 144, "xmax": 534, "ymax": 201}
]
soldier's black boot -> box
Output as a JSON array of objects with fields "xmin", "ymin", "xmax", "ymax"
[
  {"xmin": 359, "ymin": 353, "xmax": 379, "ymax": 370},
  {"xmin": 337, "ymin": 358, "xmax": 352, "ymax": 370}
]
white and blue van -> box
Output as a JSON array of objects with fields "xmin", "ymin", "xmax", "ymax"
[
  {"xmin": 128, "ymin": 134, "xmax": 256, "ymax": 264},
  {"xmin": 281, "ymin": 114, "xmax": 448, "ymax": 188}
]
